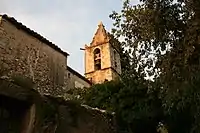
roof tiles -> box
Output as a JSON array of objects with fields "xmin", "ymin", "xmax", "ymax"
[{"xmin": 1, "ymin": 14, "xmax": 69, "ymax": 57}]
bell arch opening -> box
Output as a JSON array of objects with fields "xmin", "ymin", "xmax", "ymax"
[{"xmin": 94, "ymin": 48, "xmax": 101, "ymax": 70}]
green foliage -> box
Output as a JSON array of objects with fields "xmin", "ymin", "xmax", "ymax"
[
  {"xmin": 83, "ymin": 81, "xmax": 122, "ymax": 112},
  {"xmin": 109, "ymin": 0, "xmax": 200, "ymax": 132},
  {"xmin": 83, "ymin": 78, "xmax": 163, "ymax": 133},
  {"xmin": 110, "ymin": 0, "xmax": 188, "ymax": 78}
]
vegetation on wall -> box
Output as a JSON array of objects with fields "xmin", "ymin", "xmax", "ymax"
[{"xmin": 82, "ymin": 76, "xmax": 163, "ymax": 132}]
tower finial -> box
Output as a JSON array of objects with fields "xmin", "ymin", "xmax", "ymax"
[{"xmin": 98, "ymin": 21, "xmax": 104, "ymax": 27}]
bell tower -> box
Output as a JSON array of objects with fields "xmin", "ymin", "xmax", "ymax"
[{"xmin": 84, "ymin": 22, "xmax": 121, "ymax": 84}]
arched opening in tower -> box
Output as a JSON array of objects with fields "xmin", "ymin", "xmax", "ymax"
[{"xmin": 94, "ymin": 48, "xmax": 101, "ymax": 70}]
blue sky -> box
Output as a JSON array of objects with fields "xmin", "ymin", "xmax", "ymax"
[{"xmin": 0, "ymin": 0, "xmax": 139, "ymax": 75}]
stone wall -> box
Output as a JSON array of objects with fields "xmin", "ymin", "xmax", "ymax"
[
  {"xmin": 85, "ymin": 43, "xmax": 121, "ymax": 84},
  {"xmin": 85, "ymin": 43, "xmax": 112, "ymax": 84},
  {"xmin": 85, "ymin": 43, "xmax": 111, "ymax": 74},
  {"xmin": 0, "ymin": 78, "xmax": 116, "ymax": 133},
  {"xmin": 86, "ymin": 68, "xmax": 113, "ymax": 84},
  {"xmin": 47, "ymin": 96, "xmax": 116, "ymax": 133},
  {"xmin": 110, "ymin": 46, "xmax": 121, "ymax": 75},
  {"xmin": 0, "ymin": 16, "xmax": 68, "ymax": 96},
  {"xmin": 66, "ymin": 66, "xmax": 91, "ymax": 90}
]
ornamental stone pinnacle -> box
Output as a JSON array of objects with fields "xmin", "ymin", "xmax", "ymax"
[{"xmin": 90, "ymin": 21, "xmax": 109, "ymax": 46}]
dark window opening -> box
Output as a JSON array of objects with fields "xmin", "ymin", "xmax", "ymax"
[
  {"xmin": 68, "ymin": 73, "xmax": 70, "ymax": 78},
  {"xmin": 94, "ymin": 48, "xmax": 101, "ymax": 70},
  {"xmin": 115, "ymin": 61, "xmax": 117, "ymax": 68},
  {"xmin": 114, "ymin": 50, "xmax": 116, "ymax": 56},
  {"xmin": 95, "ymin": 61, "xmax": 101, "ymax": 70},
  {"xmin": 0, "ymin": 95, "xmax": 30, "ymax": 133}
]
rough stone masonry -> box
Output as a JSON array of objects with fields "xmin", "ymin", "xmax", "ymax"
[{"xmin": 0, "ymin": 15, "xmax": 69, "ymax": 96}]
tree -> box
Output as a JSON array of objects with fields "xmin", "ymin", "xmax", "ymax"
[
  {"xmin": 110, "ymin": 0, "xmax": 185, "ymax": 78},
  {"xmin": 110, "ymin": 0, "xmax": 200, "ymax": 132},
  {"xmin": 83, "ymin": 79, "xmax": 163, "ymax": 133}
]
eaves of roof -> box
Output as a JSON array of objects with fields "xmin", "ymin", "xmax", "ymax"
[{"xmin": 0, "ymin": 14, "xmax": 69, "ymax": 57}]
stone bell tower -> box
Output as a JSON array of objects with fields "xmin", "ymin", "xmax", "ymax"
[{"xmin": 84, "ymin": 22, "xmax": 121, "ymax": 84}]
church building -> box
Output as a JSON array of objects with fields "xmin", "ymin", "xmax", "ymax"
[{"xmin": 0, "ymin": 14, "xmax": 121, "ymax": 96}]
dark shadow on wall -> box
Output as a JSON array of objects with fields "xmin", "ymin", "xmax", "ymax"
[
  {"xmin": 0, "ymin": 77, "xmax": 117, "ymax": 133},
  {"xmin": 0, "ymin": 95, "xmax": 30, "ymax": 133}
]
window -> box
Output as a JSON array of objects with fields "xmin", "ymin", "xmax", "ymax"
[
  {"xmin": 115, "ymin": 61, "xmax": 117, "ymax": 68},
  {"xmin": 68, "ymin": 73, "xmax": 71, "ymax": 78},
  {"xmin": 94, "ymin": 48, "xmax": 101, "ymax": 70}
]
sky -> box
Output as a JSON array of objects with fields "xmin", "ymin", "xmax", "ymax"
[{"xmin": 0, "ymin": 0, "xmax": 139, "ymax": 75}]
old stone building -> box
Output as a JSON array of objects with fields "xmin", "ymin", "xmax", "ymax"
[
  {"xmin": 0, "ymin": 78, "xmax": 116, "ymax": 133},
  {"xmin": 0, "ymin": 14, "xmax": 120, "ymax": 133},
  {"xmin": 0, "ymin": 14, "xmax": 91, "ymax": 96},
  {"xmin": 0, "ymin": 14, "xmax": 121, "ymax": 93},
  {"xmin": 84, "ymin": 22, "xmax": 122, "ymax": 84},
  {"xmin": 0, "ymin": 14, "xmax": 70, "ymax": 96},
  {"xmin": 66, "ymin": 66, "xmax": 91, "ymax": 89}
]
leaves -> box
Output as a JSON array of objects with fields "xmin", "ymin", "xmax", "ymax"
[
  {"xmin": 109, "ymin": 0, "xmax": 200, "ymax": 132},
  {"xmin": 82, "ymin": 74, "xmax": 163, "ymax": 133}
]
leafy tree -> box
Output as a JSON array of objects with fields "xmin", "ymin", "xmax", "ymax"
[
  {"xmin": 83, "ymin": 78, "xmax": 163, "ymax": 133},
  {"xmin": 83, "ymin": 81, "xmax": 121, "ymax": 111},
  {"xmin": 109, "ymin": 0, "xmax": 200, "ymax": 132},
  {"xmin": 110, "ymin": 0, "xmax": 185, "ymax": 78}
]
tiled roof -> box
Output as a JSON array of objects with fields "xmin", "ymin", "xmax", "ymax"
[
  {"xmin": 0, "ymin": 14, "xmax": 69, "ymax": 57},
  {"xmin": 67, "ymin": 66, "xmax": 92, "ymax": 85}
]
